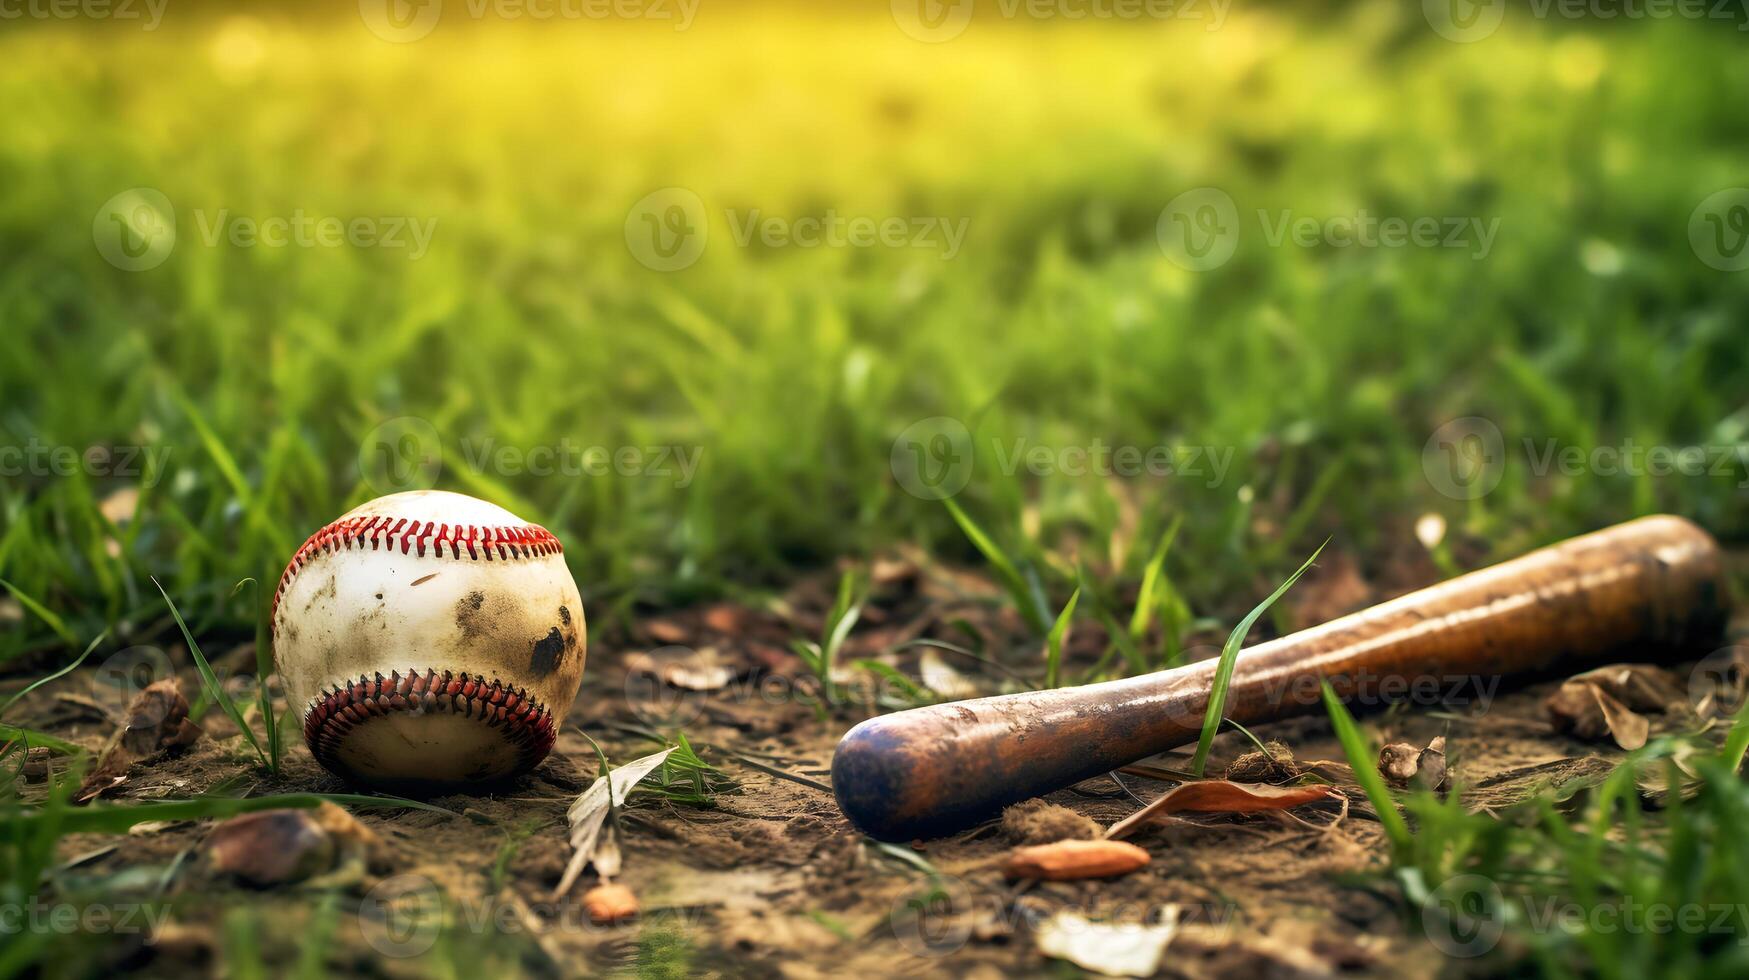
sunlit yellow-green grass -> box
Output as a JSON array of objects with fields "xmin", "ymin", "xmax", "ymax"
[{"xmin": 1, "ymin": 8, "xmax": 1746, "ymax": 653}]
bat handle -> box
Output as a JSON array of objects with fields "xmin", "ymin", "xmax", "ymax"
[{"xmin": 832, "ymin": 515, "xmax": 1730, "ymax": 841}]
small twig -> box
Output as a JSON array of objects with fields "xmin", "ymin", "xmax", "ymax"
[{"xmin": 722, "ymin": 751, "xmax": 833, "ymax": 794}]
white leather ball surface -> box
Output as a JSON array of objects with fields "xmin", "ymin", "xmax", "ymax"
[{"xmin": 272, "ymin": 491, "xmax": 585, "ymax": 787}]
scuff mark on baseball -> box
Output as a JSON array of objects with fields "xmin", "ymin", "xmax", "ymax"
[{"xmin": 272, "ymin": 491, "xmax": 587, "ymax": 789}]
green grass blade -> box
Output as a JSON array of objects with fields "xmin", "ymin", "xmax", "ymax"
[
  {"xmin": 0, "ymin": 628, "xmax": 107, "ymax": 721},
  {"xmin": 1724, "ymin": 706, "xmax": 1749, "ymax": 775},
  {"xmin": 1043, "ymin": 587, "xmax": 1081, "ymax": 689},
  {"xmin": 235, "ymin": 576, "xmax": 280, "ymax": 773},
  {"xmin": 1190, "ymin": 540, "xmax": 1325, "ymax": 776},
  {"xmin": 0, "ymin": 577, "xmax": 78, "ymax": 648},
  {"xmin": 0, "ymin": 723, "xmax": 83, "ymax": 755},
  {"xmin": 1129, "ymin": 515, "xmax": 1182, "ymax": 641},
  {"xmin": 1321, "ymin": 680, "xmax": 1411, "ymax": 859},
  {"xmin": 154, "ymin": 577, "xmax": 268, "ymax": 770},
  {"xmin": 942, "ymin": 497, "xmax": 1049, "ymax": 634}
]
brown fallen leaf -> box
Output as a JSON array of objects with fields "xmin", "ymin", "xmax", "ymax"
[
  {"xmin": 206, "ymin": 802, "xmax": 383, "ymax": 888},
  {"xmin": 582, "ymin": 883, "xmax": 639, "ymax": 924},
  {"xmin": 1593, "ymin": 687, "xmax": 1650, "ymax": 750},
  {"xmin": 1546, "ymin": 677, "xmax": 1650, "ymax": 750},
  {"xmin": 644, "ymin": 619, "xmax": 690, "ymax": 645},
  {"xmin": 1378, "ymin": 735, "xmax": 1448, "ymax": 791},
  {"xmin": 1574, "ymin": 664, "xmax": 1687, "ymax": 713},
  {"xmin": 206, "ymin": 810, "xmax": 335, "ymax": 886},
  {"xmin": 1106, "ymin": 780, "xmax": 1340, "ymax": 839},
  {"xmin": 623, "ymin": 646, "xmax": 736, "ymax": 692},
  {"xmin": 77, "ymin": 678, "xmax": 202, "ymax": 803},
  {"xmin": 1003, "ymin": 839, "xmax": 1151, "ymax": 880},
  {"xmin": 702, "ymin": 603, "xmax": 754, "ymax": 635}
]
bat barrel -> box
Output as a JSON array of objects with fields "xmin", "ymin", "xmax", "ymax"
[{"xmin": 832, "ymin": 515, "xmax": 1730, "ymax": 841}]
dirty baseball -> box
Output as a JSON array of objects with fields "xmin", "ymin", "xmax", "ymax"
[{"xmin": 271, "ymin": 490, "xmax": 586, "ymax": 788}]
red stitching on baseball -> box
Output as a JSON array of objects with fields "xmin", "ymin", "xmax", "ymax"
[
  {"xmin": 271, "ymin": 515, "xmax": 563, "ymax": 620},
  {"xmin": 302, "ymin": 668, "xmax": 559, "ymax": 778}
]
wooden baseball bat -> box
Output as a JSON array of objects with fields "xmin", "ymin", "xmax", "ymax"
[{"xmin": 832, "ymin": 515, "xmax": 1731, "ymax": 841}]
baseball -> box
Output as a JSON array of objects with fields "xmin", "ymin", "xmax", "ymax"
[{"xmin": 272, "ymin": 490, "xmax": 586, "ymax": 788}]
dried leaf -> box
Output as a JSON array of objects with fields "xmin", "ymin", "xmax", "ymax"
[
  {"xmin": 1378, "ymin": 736, "xmax": 1448, "ymax": 791},
  {"xmin": 1034, "ymin": 906, "xmax": 1180, "ymax": 977},
  {"xmin": 1106, "ymin": 780, "xmax": 1338, "ymax": 839},
  {"xmin": 1003, "ymin": 839, "xmax": 1150, "ymax": 880},
  {"xmin": 583, "ymin": 883, "xmax": 639, "ymax": 924},
  {"xmin": 1573, "ymin": 664, "xmax": 1686, "ymax": 713},
  {"xmin": 1593, "ymin": 686, "xmax": 1649, "ymax": 751},
  {"xmin": 624, "ymin": 647, "xmax": 735, "ymax": 692},
  {"xmin": 644, "ymin": 619, "xmax": 690, "ymax": 645},
  {"xmin": 205, "ymin": 810, "xmax": 336, "ymax": 887},
  {"xmin": 554, "ymin": 746, "xmax": 675, "ymax": 898},
  {"xmin": 918, "ymin": 648, "xmax": 978, "ymax": 700},
  {"xmin": 1547, "ymin": 676, "xmax": 1650, "ymax": 750},
  {"xmin": 702, "ymin": 603, "xmax": 753, "ymax": 634},
  {"xmin": 77, "ymin": 679, "xmax": 202, "ymax": 803}
]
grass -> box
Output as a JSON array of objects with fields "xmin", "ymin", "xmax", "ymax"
[
  {"xmin": 1189, "ymin": 541, "xmax": 1324, "ymax": 776},
  {"xmin": 3, "ymin": 14, "xmax": 1747, "ymax": 663},
  {"xmin": 1324, "ymin": 690, "xmax": 1749, "ymax": 977},
  {"xmin": 1, "ymin": 6, "xmax": 1748, "ymax": 979}
]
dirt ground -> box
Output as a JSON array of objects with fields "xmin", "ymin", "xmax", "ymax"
[{"xmin": 8, "ymin": 549, "xmax": 1744, "ymax": 978}]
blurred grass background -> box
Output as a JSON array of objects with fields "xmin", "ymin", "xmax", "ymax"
[{"xmin": 1, "ymin": 4, "xmax": 1747, "ymax": 654}]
